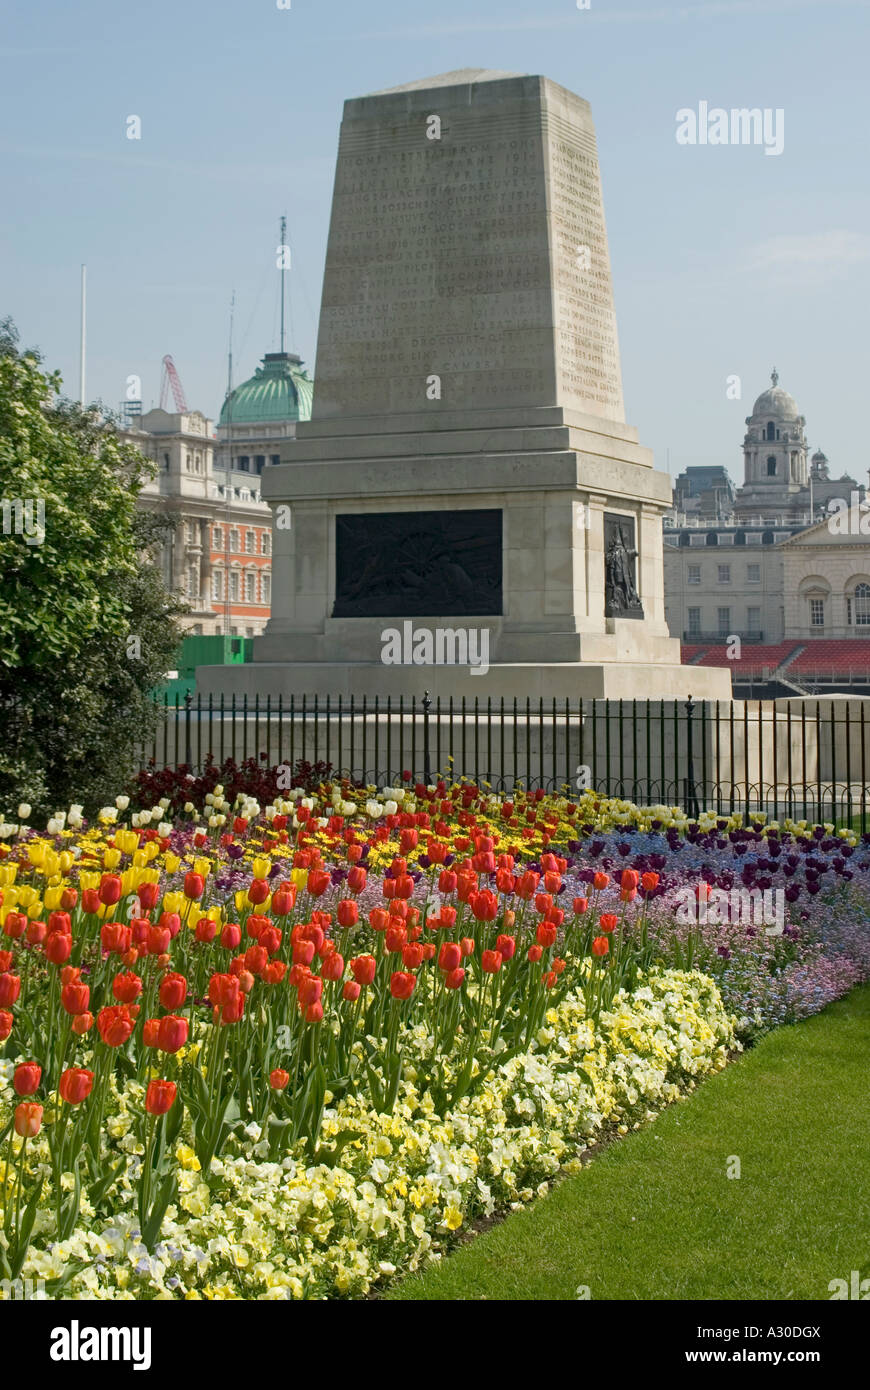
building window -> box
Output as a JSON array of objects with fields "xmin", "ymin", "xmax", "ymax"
[
  {"xmin": 230, "ymin": 571, "xmax": 240, "ymax": 601},
  {"xmin": 245, "ymin": 571, "xmax": 256, "ymax": 602},
  {"xmin": 270, "ymin": 454, "xmax": 280, "ymax": 467},
  {"xmin": 229, "ymin": 527, "xmax": 240, "ymax": 552},
  {"xmin": 766, "ymin": 422, "xmax": 776, "ymax": 441},
  {"xmin": 687, "ymin": 608, "xmax": 701, "ymax": 636},
  {"xmin": 718, "ymin": 564, "xmax": 731, "ymax": 584},
  {"xmin": 212, "ymin": 571, "xmax": 223, "ymax": 601},
  {"xmin": 262, "ymin": 572, "xmax": 271, "ymax": 603},
  {"xmin": 262, "ymin": 533, "xmax": 271, "ymax": 555},
  {"xmin": 767, "ymin": 456, "xmax": 777, "ymax": 476},
  {"xmin": 747, "ymin": 607, "xmax": 761, "ymax": 633},
  {"xmin": 236, "ymin": 456, "xmax": 250, "ymax": 472},
  {"xmin": 687, "ymin": 564, "xmax": 701, "ymax": 585},
  {"xmin": 717, "ymin": 607, "xmax": 730, "ymax": 634},
  {"xmin": 213, "ymin": 526, "xmax": 223, "ymax": 549},
  {"xmin": 255, "ymin": 455, "xmax": 265, "ymax": 474},
  {"xmin": 810, "ymin": 598, "xmax": 824, "ymax": 627},
  {"xmin": 245, "ymin": 531, "xmax": 255, "ymax": 554},
  {"xmin": 853, "ymin": 583, "xmax": 870, "ymax": 626},
  {"xmin": 163, "ymin": 452, "xmax": 170, "ymax": 471},
  {"xmin": 747, "ymin": 563, "xmax": 761, "ymax": 583}
]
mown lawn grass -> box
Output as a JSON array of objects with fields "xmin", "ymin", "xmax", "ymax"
[{"xmin": 387, "ymin": 986, "xmax": 870, "ymax": 1301}]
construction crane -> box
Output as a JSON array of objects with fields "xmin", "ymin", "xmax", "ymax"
[{"xmin": 159, "ymin": 355, "xmax": 190, "ymax": 413}]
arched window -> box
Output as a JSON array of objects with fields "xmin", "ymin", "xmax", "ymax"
[
  {"xmin": 705, "ymin": 531, "xmax": 719, "ymax": 546},
  {"xmin": 766, "ymin": 422, "xmax": 776, "ymax": 441},
  {"xmin": 679, "ymin": 532, "xmax": 690, "ymax": 547},
  {"xmin": 854, "ymin": 583, "xmax": 870, "ymax": 626},
  {"xmin": 761, "ymin": 530, "xmax": 775, "ymax": 545},
  {"xmin": 767, "ymin": 456, "xmax": 777, "ymax": 476},
  {"xmin": 734, "ymin": 530, "xmax": 746, "ymax": 546}
]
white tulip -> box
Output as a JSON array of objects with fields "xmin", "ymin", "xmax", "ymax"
[
  {"xmin": 184, "ymin": 802, "xmax": 195, "ymax": 814},
  {"xmin": 383, "ymin": 800, "xmax": 398, "ymax": 816},
  {"xmin": 115, "ymin": 795, "xmax": 130, "ymax": 811},
  {"xmin": 17, "ymin": 804, "xmax": 31, "ymax": 820},
  {"xmin": 158, "ymin": 822, "xmax": 172, "ymax": 837},
  {"xmin": 159, "ymin": 798, "xmax": 170, "ymax": 810}
]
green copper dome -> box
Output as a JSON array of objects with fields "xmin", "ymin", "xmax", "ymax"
[{"xmin": 219, "ymin": 351, "xmax": 313, "ymax": 427}]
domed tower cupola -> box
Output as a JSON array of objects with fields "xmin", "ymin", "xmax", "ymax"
[
  {"xmin": 810, "ymin": 448, "xmax": 830, "ymax": 480},
  {"xmin": 736, "ymin": 369, "xmax": 808, "ymax": 522}
]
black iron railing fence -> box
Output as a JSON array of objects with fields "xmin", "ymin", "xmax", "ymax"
[{"xmin": 139, "ymin": 692, "xmax": 870, "ymax": 832}]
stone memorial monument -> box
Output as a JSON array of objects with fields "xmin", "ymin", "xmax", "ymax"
[{"xmin": 198, "ymin": 69, "xmax": 730, "ymax": 700}]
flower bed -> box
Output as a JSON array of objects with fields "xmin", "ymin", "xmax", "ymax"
[{"xmin": 0, "ymin": 783, "xmax": 867, "ymax": 1299}]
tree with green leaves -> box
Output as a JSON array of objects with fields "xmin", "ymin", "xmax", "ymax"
[{"xmin": 0, "ymin": 317, "xmax": 186, "ymax": 816}]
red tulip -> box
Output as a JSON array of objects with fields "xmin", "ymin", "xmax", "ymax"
[
  {"xmin": 592, "ymin": 872, "xmax": 610, "ymax": 891},
  {"xmin": 138, "ymin": 882, "xmax": 160, "ymax": 910},
  {"xmin": 143, "ymin": 1018, "xmax": 160, "ymax": 1047},
  {"xmin": 599, "ymin": 913, "xmax": 619, "ymax": 933},
  {"xmin": 346, "ymin": 866, "xmax": 367, "ymax": 895},
  {"xmin": 3, "ymin": 911, "xmax": 27, "ymax": 940},
  {"xmin": 44, "ymin": 933, "xmax": 72, "ymax": 964},
  {"xmin": 591, "ymin": 936, "xmax": 610, "ymax": 957},
  {"xmin": 543, "ymin": 970, "xmax": 557, "ymax": 989},
  {"xmin": 270, "ymin": 1069, "xmax": 290, "ymax": 1090},
  {"xmin": 0, "ymin": 950, "xmax": 11, "ymax": 972},
  {"xmin": 321, "ymin": 952, "xmax": 345, "ymax": 981},
  {"xmin": 59, "ymin": 1067, "xmax": 94, "ymax": 1104},
  {"xmin": 572, "ymin": 897, "xmax": 589, "ymax": 915},
  {"xmin": 26, "ymin": 921, "xmax": 47, "ymax": 945},
  {"xmin": 306, "ymin": 869, "xmax": 330, "ymax": 898},
  {"xmin": 390, "ymin": 971, "xmax": 416, "ymax": 1001},
  {"xmin": 0, "ymin": 1010, "xmax": 13, "ymax": 1040},
  {"xmin": 444, "ymin": 967, "xmax": 465, "ymax": 989},
  {"xmin": 527, "ymin": 944, "xmax": 543, "ymax": 963},
  {"xmin": 145, "ymin": 1079, "xmax": 177, "ymax": 1116},
  {"xmin": 437, "ymin": 870, "xmax": 458, "ymax": 896},
  {"xmin": 350, "ymin": 955, "xmax": 376, "ymax": 986},
  {"xmin": 469, "ymin": 889, "xmax": 499, "ymax": 922},
  {"xmin": 14, "ymin": 1101, "xmax": 43, "ymax": 1137},
  {"xmin": 184, "ymin": 872, "xmax": 204, "ymax": 901},
  {"xmin": 304, "ymin": 1000, "xmax": 324, "ymax": 1023},
  {"xmin": 641, "ymin": 872, "xmax": 660, "ymax": 893},
  {"xmin": 481, "ymin": 949, "xmax": 502, "ymax": 974},
  {"xmin": 536, "ymin": 921, "xmax": 557, "ymax": 949},
  {"xmin": 496, "ymin": 934, "xmax": 516, "ymax": 960},
  {"xmin": 402, "ymin": 942, "xmax": 424, "ymax": 969},
  {"xmin": 96, "ymin": 1005, "xmax": 136, "ymax": 1048},
  {"xmin": 336, "ymin": 899, "xmax": 359, "ymax": 929},
  {"xmin": 0, "ymin": 973, "xmax": 21, "ymax": 1006},
  {"xmin": 98, "ymin": 875, "xmax": 122, "ymax": 906},
  {"xmin": 48, "ymin": 911, "xmax": 72, "ymax": 936},
  {"xmin": 438, "ymin": 941, "xmax": 462, "ymax": 973},
  {"xmin": 385, "ymin": 923, "xmax": 407, "ymax": 954},
  {"xmin": 342, "ymin": 980, "xmax": 361, "ymax": 1002},
  {"xmin": 195, "ymin": 917, "xmax": 217, "ymax": 944},
  {"xmin": 516, "ymin": 870, "xmax": 540, "ymax": 901},
  {"xmin": 159, "ymin": 972, "xmax": 188, "ymax": 1009},
  {"xmin": 298, "ymin": 976, "xmax": 323, "ymax": 1007},
  {"xmin": 146, "ymin": 925, "xmax": 171, "ymax": 956},
  {"xmin": 72, "ymin": 1011, "xmax": 94, "ymax": 1036},
  {"xmin": 158, "ymin": 911, "xmax": 182, "ymax": 939},
  {"xmin": 13, "ymin": 1061, "xmax": 41, "ymax": 1096},
  {"xmin": 460, "ymin": 937, "xmax": 475, "ymax": 958},
  {"xmin": 60, "ymin": 887, "xmax": 78, "ymax": 911},
  {"xmin": 247, "ymin": 878, "xmax": 270, "ymax": 906},
  {"xmin": 157, "ymin": 1015, "xmax": 189, "ymax": 1054},
  {"xmin": 81, "ymin": 888, "xmax": 101, "ymax": 915},
  {"xmin": 112, "ymin": 971, "xmax": 143, "ymax": 1004}
]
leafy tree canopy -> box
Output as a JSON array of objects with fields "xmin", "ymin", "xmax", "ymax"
[{"xmin": 0, "ymin": 318, "xmax": 186, "ymax": 815}]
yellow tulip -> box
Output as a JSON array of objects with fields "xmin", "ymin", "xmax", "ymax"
[
  {"xmin": 58, "ymin": 851, "xmax": 74, "ymax": 874},
  {"xmin": 27, "ymin": 842, "xmax": 46, "ymax": 867},
  {"xmin": 27, "ymin": 900, "xmax": 44, "ymax": 920},
  {"xmin": 79, "ymin": 871, "xmax": 100, "ymax": 891},
  {"xmin": 193, "ymin": 857, "xmax": 211, "ymax": 879},
  {"xmin": 132, "ymin": 849, "xmax": 149, "ymax": 868},
  {"xmin": 165, "ymin": 853, "xmax": 182, "ymax": 874},
  {"xmin": 251, "ymin": 856, "xmax": 271, "ymax": 880},
  {"xmin": 43, "ymin": 886, "xmax": 64, "ymax": 911},
  {"xmin": 163, "ymin": 891, "xmax": 184, "ymax": 914},
  {"xmin": 290, "ymin": 867, "xmax": 309, "ymax": 890},
  {"xmin": 42, "ymin": 851, "xmax": 60, "ymax": 878},
  {"xmin": 16, "ymin": 886, "xmax": 38, "ymax": 908},
  {"xmin": 0, "ymin": 865, "xmax": 17, "ymax": 887},
  {"xmin": 103, "ymin": 847, "xmax": 122, "ymax": 870},
  {"xmin": 234, "ymin": 890, "xmax": 249, "ymax": 914},
  {"xmin": 144, "ymin": 842, "xmax": 161, "ymax": 862}
]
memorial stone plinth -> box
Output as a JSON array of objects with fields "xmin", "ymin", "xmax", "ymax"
[{"xmin": 197, "ymin": 69, "xmax": 730, "ymax": 701}]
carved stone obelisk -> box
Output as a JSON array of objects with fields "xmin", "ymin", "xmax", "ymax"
[{"xmin": 198, "ymin": 70, "xmax": 730, "ymax": 699}]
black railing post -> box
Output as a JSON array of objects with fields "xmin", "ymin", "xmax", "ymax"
[
  {"xmin": 684, "ymin": 694, "xmax": 699, "ymax": 820},
  {"xmin": 183, "ymin": 690, "xmax": 193, "ymax": 770},
  {"xmin": 422, "ymin": 689, "xmax": 432, "ymax": 785}
]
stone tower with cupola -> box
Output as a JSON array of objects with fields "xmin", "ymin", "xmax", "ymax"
[{"xmin": 735, "ymin": 369, "xmax": 809, "ymax": 522}]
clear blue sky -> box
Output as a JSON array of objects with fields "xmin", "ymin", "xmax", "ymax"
[{"xmin": 2, "ymin": 0, "xmax": 868, "ymax": 488}]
